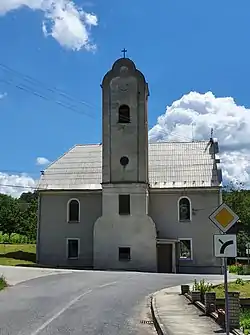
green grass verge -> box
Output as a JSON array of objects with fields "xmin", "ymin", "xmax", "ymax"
[
  {"xmin": 213, "ymin": 280, "xmax": 250, "ymax": 298},
  {"xmin": 0, "ymin": 244, "xmax": 36, "ymax": 266}
]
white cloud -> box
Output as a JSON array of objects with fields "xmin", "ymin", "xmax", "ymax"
[
  {"xmin": 149, "ymin": 91, "xmax": 250, "ymax": 187},
  {"xmin": 0, "ymin": 157, "xmax": 48, "ymax": 197},
  {"xmin": 0, "ymin": 0, "xmax": 98, "ymax": 51},
  {"xmin": 0, "ymin": 92, "xmax": 7, "ymax": 99},
  {"xmin": 0, "ymin": 172, "xmax": 37, "ymax": 198},
  {"xmin": 36, "ymin": 156, "xmax": 50, "ymax": 165},
  {"xmin": 3, "ymin": 91, "xmax": 250, "ymax": 197}
]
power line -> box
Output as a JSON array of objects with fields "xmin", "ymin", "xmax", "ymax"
[
  {"xmin": 0, "ymin": 62, "xmax": 103, "ymax": 119},
  {"xmin": 0, "ymin": 169, "xmax": 41, "ymax": 175},
  {"xmin": 0, "ymin": 61, "xmax": 199, "ymax": 135},
  {"xmin": 0, "ymin": 61, "xmax": 210, "ymax": 142},
  {"xmin": 0, "ymin": 78, "xmax": 97, "ymax": 119},
  {"xmin": 0, "ymin": 61, "xmax": 219, "ymax": 145},
  {"xmin": 0, "ymin": 62, "xmax": 100, "ymax": 111},
  {"xmin": 0, "ymin": 184, "xmax": 37, "ymax": 190}
]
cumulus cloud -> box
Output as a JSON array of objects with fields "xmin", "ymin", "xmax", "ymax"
[
  {"xmin": 149, "ymin": 91, "xmax": 250, "ymax": 187},
  {"xmin": 0, "ymin": 0, "xmax": 98, "ymax": 51},
  {"xmin": 3, "ymin": 91, "xmax": 250, "ymax": 197},
  {"xmin": 0, "ymin": 157, "xmax": 50, "ymax": 197},
  {"xmin": 36, "ymin": 156, "xmax": 50, "ymax": 166},
  {"xmin": 0, "ymin": 172, "xmax": 37, "ymax": 198}
]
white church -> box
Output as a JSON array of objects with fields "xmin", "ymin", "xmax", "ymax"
[{"xmin": 37, "ymin": 56, "xmax": 223, "ymax": 274}]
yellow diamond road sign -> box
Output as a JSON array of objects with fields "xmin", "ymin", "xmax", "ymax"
[{"xmin": 209, "ymin": 203, "xmax": 239, "ymax": 233}]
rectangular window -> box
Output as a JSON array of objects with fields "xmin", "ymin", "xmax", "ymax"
[
  {"xmin": 67, "ymin": 239, "xmax": 79, "ymax": 259},
  {"xmin": 119, "ymin": 195, "xmax": 130, "ymax": 215},
  {"xmin": 179, "ymin": 239, "xmax": 192, "ymax": 260},
  {"xmin": 119, "ymin": 247, "xmax": 131, "ymax": 261}
]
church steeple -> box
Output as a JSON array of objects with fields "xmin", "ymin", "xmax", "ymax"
[
  {"xmin": 93, "ymin": 57, "xmax": 157, "ymax": 272},
  {"xmin": 101, "ymin": 56, "xmax": 149, "ymax": 185}
]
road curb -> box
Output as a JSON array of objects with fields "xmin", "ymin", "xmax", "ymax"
[
  {"xmin": 150, "ymin": 291, "xmax": 171, "ymax": 335},
  {"xmin": 150, "ymin": 279, "xmax": 237, "ymax": 335},
  {"xmin": 150, "ymin": 293, "xmax": 165, "ymax": 335},
  {"xmin": 150, "ymin": 278, "xmax": 245, "ymax": 335},
  {"xmin": 150, "ymin": 283, "xmax": 196, "ymax": 335}
]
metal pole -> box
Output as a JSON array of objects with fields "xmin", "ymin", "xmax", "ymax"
[{"xmin": 224, "ymin": 257, "xmax": 230, "ymax": 335}]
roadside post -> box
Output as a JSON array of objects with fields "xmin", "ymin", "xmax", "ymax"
[
  {"xmin": 246, "ymin": 242, "xmax": 250, "ymax": 265},
  {"xmin": 209, "ymin": 203, "xmax": 239, "ymax": 335}
]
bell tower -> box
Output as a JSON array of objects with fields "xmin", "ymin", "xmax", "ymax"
[
  {"xmin": 93, "ymin": 55, "xmax": 157, "ymax": 272},
  {"xmin": 101, "ymin": 56, "xmax": 149, "ymax": 185}
]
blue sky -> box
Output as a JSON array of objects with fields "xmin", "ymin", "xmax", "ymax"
[{"xmin": 1, "ymin": 0, "xmax": 250, "ymax": 195}]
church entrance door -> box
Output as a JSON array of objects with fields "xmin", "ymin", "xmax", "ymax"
[{"xmin": 156, "ymin": 240, "xmax": 177, "ymax": 273}]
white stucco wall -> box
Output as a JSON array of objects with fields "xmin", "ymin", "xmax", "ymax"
[
  {"xmin": 38, "ymin": 191, "xmax": 102, "ymax": 268},
  {"xmin": 93, "ymin": 184, "xmax": 157, "ymax": 272},
  {"xmin": 149, "ymin": 188, "xmax": 223, "ymax": 274}
]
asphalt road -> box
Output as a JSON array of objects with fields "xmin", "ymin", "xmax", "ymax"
[{"xmin": 0, "ymin": 270, "xmax": 224, "ymax": 335}]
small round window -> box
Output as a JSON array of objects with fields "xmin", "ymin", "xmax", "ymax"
[{"xmin": 120, "ymin": 156, "xmax": 129, "ymax": 166}]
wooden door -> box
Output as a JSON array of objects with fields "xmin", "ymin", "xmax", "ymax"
[{"xmin": 157, "ymin": 244, "xmax": 173, "ymax": 273}]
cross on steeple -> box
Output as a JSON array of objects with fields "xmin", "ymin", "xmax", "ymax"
[{"xmin": 121, "ymin": 48, "xmax": 127, "ymax": 58}]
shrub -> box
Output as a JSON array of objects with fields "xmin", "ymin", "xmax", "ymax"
[
  {"xmin": 0, "ymin": 233, "xmax": 35, "ymax": 244},
  {"xmin": 0, "ymin": 276, "xmax": 7, "ymax": 291},
  {"xmin": 236, "ymin": 278, "xmax": 245, "ymax": 285},
  {"xmin": 243, "ymin": 265, "xmax": 250, "ymax": 275},
  {"xmin": 229, "ymin": 264, "xmax": 239, "ymax": 274},
  {"xmin": 229, "ymin": 263, "xmax": 244, "ymax": 275},
  {"xmin": 192, "ymin": 279, "xmax": 213, "ymax": 302},
  {"xmin": 240, "ymin": 309, "xmax": 250, "ymax": 334},
  {"xmin": 229, "ymin": 263, "xmax": 250, "ymax": 275}
]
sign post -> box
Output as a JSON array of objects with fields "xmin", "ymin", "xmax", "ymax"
[
  {"xmin": 224, "ymin": 257, "xmax": 229, "ymax": 335},
  {"xmin": 246, "ymin": 242, "xmax": 250, "ymax": 265},
  {"xmin": 209, "ymin": 203, "xmax": 239, "ymax": 335}
]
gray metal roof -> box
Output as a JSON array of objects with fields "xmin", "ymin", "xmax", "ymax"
[{"xmin": 38, "ymin": 141, "xmax": 221, "ymax": 191}]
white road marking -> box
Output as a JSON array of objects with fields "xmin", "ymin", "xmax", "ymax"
[
  {"xmin": 30, "ymin": 280, "xmax": 118, "ymax": 335},
  {"xmin": 98, "ymin": 281, "xmax": 117, "ymax": 288},
  {"xmin": 30, "ymin": 289, "xmax": 93, "ymax": 335}
]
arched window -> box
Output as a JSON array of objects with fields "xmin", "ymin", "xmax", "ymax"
[
  {"xmin": 178, "ymin": 197, "xmax": 191, "ymax": 222},
  {"xmin": 67, "ymin": 199, "xmax": 80, "ymax": 223},
  {"xmin": 118, "ymin": 104, "xmax": 130, "ymax": 123}
]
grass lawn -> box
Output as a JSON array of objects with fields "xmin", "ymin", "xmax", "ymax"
[
  {"xmin": 0, "ymin": 244, "xmax": 36, "ymax": 266},
  {"xmin": 213, "ymin": 280, "xmax": 250, "ymax": 298},
  {"xmin": 213, "ymin": 280, "xmax": 250, "ymax": 334}
]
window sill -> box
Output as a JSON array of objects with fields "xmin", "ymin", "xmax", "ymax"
[
  {"xmin": 119, "ymin": 213, "xmax": 131, "ymax": 216},
  {"xmin": 179, "ymin": 220, "xmax": 192, "ymax": 223},
  {"xmin": 119, "ymin": 259, "xmax": 131, "ymax": 262},
  {"xmin": 68, "ymin": 257, "xmax": 79, "ymax": 260},
  {"xmin": 68, "ymin": 221, "xmax": 80, "ymax": 224},
  {"xmin": 179, "ymin": 258, "xmax": 193, "ymax": 261}
]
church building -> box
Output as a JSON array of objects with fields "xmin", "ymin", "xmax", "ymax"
[{"xmin": 37, "ymin": 57, "xmax": 223, "ymax": 274}]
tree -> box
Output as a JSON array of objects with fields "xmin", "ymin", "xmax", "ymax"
[
  {"xmin": 20, "ymin": 199, "xmax": 37, "ymax": 240},
  {"xmin": 223, "ymin": 181, "xmax": 250, "ymax": 256},
  {"xmin": 237, "ymin": 230, "xmax": 250, "ymax": 256},
  {"xmin": 0, "ymin": 191, "xmax": 38, "ymax": 242},
  {"xmin": 223, "ymin": 181, "xmax": 250, "ymax": 228},
  {"xmin": 18, "ymin": 191, "xmax": 38, "ymax": 240},
  {"xmin": 19, "ymin": 191, "xmax": 38, "ymax": 204},
  {"xmin": 0, "ymin": 194, "xmax": 23, "ymax": 240}
]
